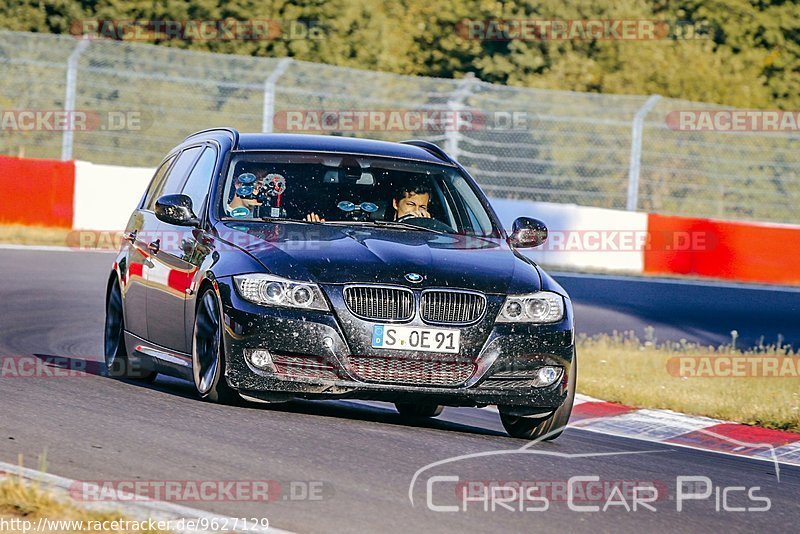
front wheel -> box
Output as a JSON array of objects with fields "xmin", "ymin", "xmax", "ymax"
[
  {"xmin": 499, "ymin": 351, "xmax": 577, "ymax": 441},
  {"xmin": 192, "ymin": 288, "xmax": 240, "ymax": 404},
  {"xmin": 104, "ymin": 277, "xmax": 157, "ymax": 382},
  {"xmin": 395, "ymin": 402, "xmax": 444, "ymax": 418}
]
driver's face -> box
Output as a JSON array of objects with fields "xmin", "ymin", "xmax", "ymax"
[{"xmin": 393, "ymin": 192, "xmax": 430, "ymax": 219}]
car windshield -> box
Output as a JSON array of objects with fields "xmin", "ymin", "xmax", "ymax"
[{"xmin": 219, "ymin": 152, "xmax": 500, "ymax": 237}]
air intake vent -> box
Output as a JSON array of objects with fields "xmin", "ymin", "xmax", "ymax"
[
  {"xmin": 420, "ymin": 290, "xmax": 486, "ymax": 324},
  {"xmin": 343, "ymin": 286, "xmax": 414, "ymax": 321},
  {"xmin": 348, "ymin": 355, "xmax": 474, "ymax": 387}
]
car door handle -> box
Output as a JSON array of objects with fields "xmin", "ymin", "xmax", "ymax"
[{"xmin": 147, "ymin": 239, "xmax": 160, "ymax": 255}]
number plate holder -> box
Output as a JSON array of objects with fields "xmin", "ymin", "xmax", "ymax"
[{"xmin": 371, "ymin": 325, "xmax": 461, "ymax": 354}]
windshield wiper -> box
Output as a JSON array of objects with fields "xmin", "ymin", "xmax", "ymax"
[
  {"xmin": 256, "ymin": 217, "xmax": 315, "ymax": 224},
  {"xmin": 364, "ymin": 220, "xmax": 447, "ymax": 235},
  {"xmin": 243, "ymin": 217, "xmax": 449, "ymax": 235}
]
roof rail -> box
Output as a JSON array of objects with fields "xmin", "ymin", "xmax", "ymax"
[
  {"xmin": 183, "ymin": 127, "xmax": 240, "ymax": 148},
  {"xmin": 399, "ymin": 140, "xmax": 454, "ymax": 164}
]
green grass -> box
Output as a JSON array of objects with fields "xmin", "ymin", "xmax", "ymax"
[{"xmin": 577, "ymin": 330, "xmax": 800, "ymax": 432}]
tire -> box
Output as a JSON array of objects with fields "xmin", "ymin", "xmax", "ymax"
[
  {"xmin": 104, "ymin": 277, "xmax": 158, "ymax": 382},
  {"xmin": 192, "ymin": 288, "xmax": 240, "ymax": 404},
  {"xmin": 499, "ymin": 351, "xmax": 577, "ymax": 441},
  {"xmin": 394, "ymin": 402, "xmax": 444, "ymax": 418}
]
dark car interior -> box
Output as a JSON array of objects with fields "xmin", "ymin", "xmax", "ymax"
[
  {"xmin": 219, "ymin": 152, "xmax": 501, "ymax": 238},
  {"xmin": 225, "ymin": 160, "xmax": 453, "ymax": 225}
]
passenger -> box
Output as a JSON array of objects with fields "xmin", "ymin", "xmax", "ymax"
[{"xmin": 229, "ymin": 172, "xmax": 263, "ymax": 214}]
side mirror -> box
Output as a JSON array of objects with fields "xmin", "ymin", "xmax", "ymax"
[
  {"xmin": 508, "ymin": 217, "xmax": 547, "ymax": 248},
  {"xmin": 154, "ymin": 194, "xmax": 200, "ymax": 227}
]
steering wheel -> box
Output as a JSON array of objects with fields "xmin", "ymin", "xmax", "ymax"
[{"xmin": 396, "ymin": 215, "xmax": 454, "ymax": 233}]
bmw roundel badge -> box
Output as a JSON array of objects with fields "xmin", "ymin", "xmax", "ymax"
[{"xmin": 405, "ymin": 272, "xmax": 424, "ymax": 283}]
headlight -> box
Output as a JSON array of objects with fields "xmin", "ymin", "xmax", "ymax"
[
  {"xmin": 234, "ymin": 273, "xmax": 329, "ymax": 311},
  {"xmin": 497, "ymin": 291, "xmax": 564, "ymax": 323}
]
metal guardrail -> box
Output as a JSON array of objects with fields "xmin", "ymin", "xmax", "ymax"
[{"xmin": 0, "ymin": 31, "xmax": 798, "ymax": 224}]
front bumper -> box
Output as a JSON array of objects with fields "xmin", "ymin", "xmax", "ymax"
[{"xmin": 217, "ymin": 278, "xmax": 575, "ymax": 410}]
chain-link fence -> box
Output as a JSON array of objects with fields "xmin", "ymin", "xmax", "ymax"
[{"xmin": 1, "ymin": 31, "xmax": 798, "ymax": 224}]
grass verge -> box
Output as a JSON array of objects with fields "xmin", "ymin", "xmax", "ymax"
[
  {"xmin": 0, "ymin": 224, "xmax": 72, "ymax": 247},
  {"xmin": 0, "ymin": 475, "xmax": 168, "ymax": 533},
  {"xmin": 0, "ymin": 224, "xmax": 121, "ymax": 250},
  {"xmin": 577, "ymin": 330, "xmax": 800, "ymax": 432}
]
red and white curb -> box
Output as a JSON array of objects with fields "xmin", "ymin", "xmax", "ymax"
[
  {"xmin": 0, "ymin": 461, "xmax": 293, "ymax": 534},
  {"xmin": 568, "ymin": 394, "xmax": 800, "ymax": 467}
]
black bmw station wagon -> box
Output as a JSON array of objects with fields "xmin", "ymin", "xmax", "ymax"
[{"xmin": 105, "ymin": 128, "xmax": 576, "ymax": 440}]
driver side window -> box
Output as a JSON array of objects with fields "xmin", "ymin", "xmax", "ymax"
[
  {"xmin": 181, "ymin": 147, "xmax": 217, "ymax": 218},
  {"xmin": 145, "ymin": 146, "xmax": 202, "ymax": 211},
  {"xmin": 142, "ymin": 155, "xmax": 176, "ymax": 210}
]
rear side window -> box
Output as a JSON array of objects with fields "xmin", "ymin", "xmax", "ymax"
[
  {"xmin": 181, "ymin": 147, "xmax": 217, "ymax": 216},
  {"xmin": 145, "ymin": 146, "xmax": 203, "ymax": 210}
]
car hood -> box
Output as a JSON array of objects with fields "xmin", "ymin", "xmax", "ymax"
[{"xmin": 217, "ymin": 221, "xmax": 541, "ymax": 294}]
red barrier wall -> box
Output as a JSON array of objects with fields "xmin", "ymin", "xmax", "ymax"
[
  {"xmin": 644, "ymin": 213, "xmax": 800, "ymax": 285},
  {"xmin": 0, "ymin": 155, "xmax": 75, "ymax": 228}
]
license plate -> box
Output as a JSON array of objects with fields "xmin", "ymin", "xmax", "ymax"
[{"xmin": 371, "ymin": 325, "xmax": 460, "ymax": 353}]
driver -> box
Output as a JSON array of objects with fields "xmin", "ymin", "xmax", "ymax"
[{"xmin": 392, "ymin": 179, "xmax": 432, "ymax": 221}]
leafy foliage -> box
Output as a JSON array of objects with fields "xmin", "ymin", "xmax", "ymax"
[{"xmin": 1, "ymin": 0, "xmax": 796, "ymax": 109}]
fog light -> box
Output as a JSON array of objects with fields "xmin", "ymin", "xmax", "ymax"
[
  {"xmin": 248, "ymin": 349, "xmax": 274, "ymax": 371},
  {"xmin": 536, "ymin": 366, "xmax": 561, "ymax": 386}
]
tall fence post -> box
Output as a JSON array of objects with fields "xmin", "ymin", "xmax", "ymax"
[
  {"xmin": 262, "ymin": 58, "xmax": 293, "ymax": 133},
  {"xmin": 445, "ymin": 72, "xmax": 476, "ymax": 161},
  {"xmin": 61, "ymin": 37, "xmax": 90, "ymax": 161},
  {"xmin": 626, "ymin": 94, "xmax": 661, "ymax": 211}
]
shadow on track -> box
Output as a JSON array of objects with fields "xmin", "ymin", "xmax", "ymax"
[{"xmin": 33, "ymin": 353, "xmax": 506, "ymax": 438}]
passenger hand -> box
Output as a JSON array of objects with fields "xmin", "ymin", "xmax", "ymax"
[{"xmin": 305, "ymin": 212, "xmax": 325, "ymax": 222}]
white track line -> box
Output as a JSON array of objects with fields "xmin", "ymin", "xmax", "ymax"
[
  {"xmin": 570, "ymin": 425, "xmax": 794, "ymax": 475},
  {"xmin": 479, "ymin": 397, "xmax": 798, "ymax": 471},
  {"xmin": 0, "ymin": 461, "xmax": 293, "ymax": 534}
]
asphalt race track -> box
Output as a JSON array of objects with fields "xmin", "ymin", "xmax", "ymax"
[{"xmin": 1, "ymin": 247, "xmax": 798, "ymax": 532}]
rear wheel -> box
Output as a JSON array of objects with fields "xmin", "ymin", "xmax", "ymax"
[
  {"xmin": 104, "ymin": 277, "xmax": 157, "ymax": 382},
  {"xmin": 192, "ymin": 288, "xmax": 240, "ymax": 404},
  {"xmin": 499, "ymin": 351, "xmax": 577, "ymax": 441},
  {"xmin": 394, "ymin": 402, "xmax": 444, "ymax": 418}
]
